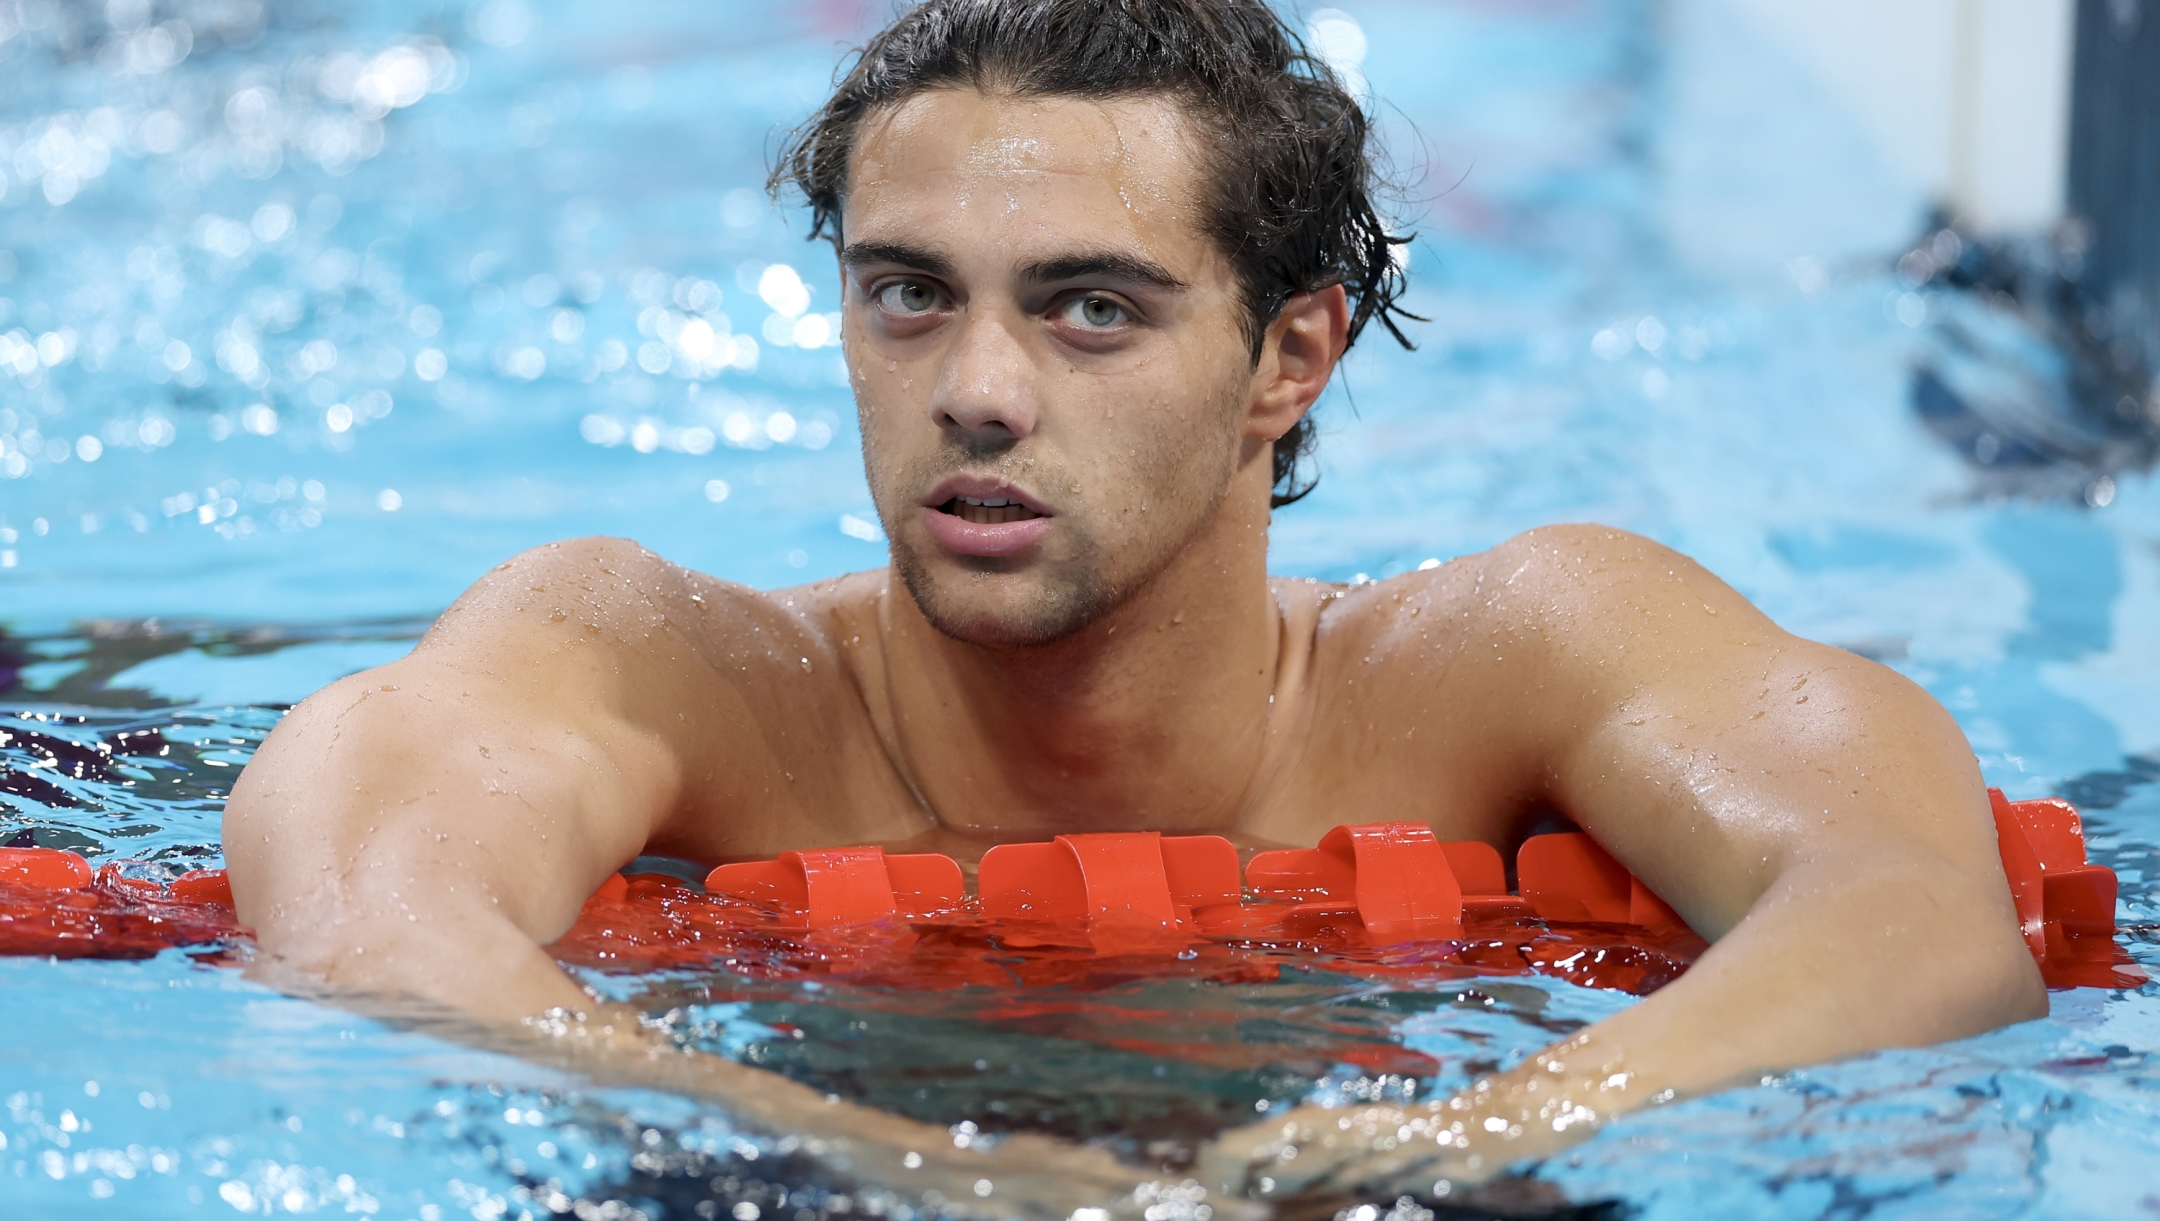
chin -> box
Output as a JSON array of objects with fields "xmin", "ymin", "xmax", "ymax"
[{"xmin": 892, "ymin": 545, "xmax": 1113, "ymax": 650}]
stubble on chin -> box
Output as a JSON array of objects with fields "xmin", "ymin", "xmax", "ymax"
[
  {"xmin": 872, "ymin": 373, "xmax": 1248, "ymax": 652},
  {"xmin": 887, "ymin": 530, "xmax": 1114, "ymax": 650}
]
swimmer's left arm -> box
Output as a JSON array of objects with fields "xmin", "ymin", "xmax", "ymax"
[{"xmin": 1203, "ymin": 524, "xmax": 2046, "ymax": 1200}]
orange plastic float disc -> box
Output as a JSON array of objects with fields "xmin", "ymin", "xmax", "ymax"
[
  {"xmin": 702, "ymin": 859, "xmax": 800, "ymax": 909},
  {"xmin": 1988, "ymin": 788, "xmax": 2135, "ymax": 986},
  {"xmin": 977, "ymin": 840, "xmax": 1087, "ymax": 922},
  {"xmin": 2045, "ymin": 867, "xmax": 2118, "ymax": 941},
  {"xmin": 1247, "ymin": 822, "xmax": 1465, "ymax": 941},
  {"xmin": 1159, "ymin": 835, "xmax": 1241, "ymax": 909},
  {"xmin": 792, "ymin": 848, "xmax": 900, "ymax": 927},
  {"xmin": 1439, "ymin": 840, "xmax": 1507, "ymax": 896},
  {"xmin": 1246, "ymin": 838, "xmax": 1358, "ymax": 900},
  {"xmin": 0, "ymin": 847, "xmax": 93, "ymax": 890},
  {"xmin": 1517, "ymin": 833, "xmax": 1632, "ymax": 923},
  {"xmin": 705, "ymin": 846, "xmax": 963, "ymax": 928},
  {"xmin": 886, "ymin": 853, "xmax": 965, "ymax": 917},
  {"xmin": 171, "ymin": 870, "xmax": 235, "ymax": 907},
  {"xmin": 1059, "ymin": 833, "xmax": 1180, "ymax": 926},
  {"xmin": 978, "ymin": 832, "xmax": 1240, "ymax": 928},
  {"xmin": 1334, "ymin": 822, "xmax": 1464, "ymax": 938},
  {"xmin": 2010, "ymin": 796, "xmax": 2087, "ymax": 868}
]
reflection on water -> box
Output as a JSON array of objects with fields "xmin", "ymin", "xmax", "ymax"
[
  {"xmin": 1, "ymin": 0, "xmax": 872, "ymax": 624},
  {"xmin": 4, "ymin": 0, "xmax": 2160, "ymax": 1218}
]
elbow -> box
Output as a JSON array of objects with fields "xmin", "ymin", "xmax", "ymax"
[
  {"xmin": 1929, "ymin": 893, "xmax": 2050, "ymax": 1039},
  {"xmin": 239, "ymin": 890, "xmax": 373, "ymax": 986},
  {"xmin": 1996, "ymin": 937, "xmax": 2050, "ymax": 1026}
]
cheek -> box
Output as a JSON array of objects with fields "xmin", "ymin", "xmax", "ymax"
[
  {"xmin": 1078, "ymin": 359, "xmax": 1245, "ymax": 505},
  {"xmin": 848, "ymin": 350, "xmax": 923, "ymax": 445},
  {"xmin": 1139, "ymin": 344, "xmax": 1246, "ymax": 454},
  {"xmin": 851, "ymin": 370, "xmax": 916, "ymax": 502}
]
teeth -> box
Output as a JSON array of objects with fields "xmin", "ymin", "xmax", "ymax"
[{"xmin": 957, "ymin": 496, "xmax": 1013, "ymax": 507}]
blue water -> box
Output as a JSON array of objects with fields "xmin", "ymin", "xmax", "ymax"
[{"xmin": 4, "ymin": 0, "xmax": 2160, "ymax": 1217}]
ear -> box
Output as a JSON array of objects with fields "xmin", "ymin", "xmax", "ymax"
[{"xmin": 1245, "ymin": 284, "xmax": 1351, "ymax": 442}]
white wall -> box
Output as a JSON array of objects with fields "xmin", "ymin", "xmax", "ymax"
[
  {"xmin": 1660, "ymin": 0, "xmax": 1936, "ymax": 280},
  {"xmin": 1727, "ymin": 0, "xmax": 2075, "ymax": 232}
]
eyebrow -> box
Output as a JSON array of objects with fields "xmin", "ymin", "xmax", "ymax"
[
  {"xmin": 839, "ymin": 242, "xmax": 1187, "ymax": 293},
  {"xmin": 1020, "ymin": 252, "xmax": 1187, "ymax": 292},
  {"xmin": 840, "ymin": 241, "xmax": 957, "ymax": 278}
]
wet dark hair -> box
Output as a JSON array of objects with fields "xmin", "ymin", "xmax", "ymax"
[{"xmin": 771, "ymin": 0, "xmax": 1416, "ymax": 507}]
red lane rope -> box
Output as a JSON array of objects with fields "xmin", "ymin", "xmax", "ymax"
[{"xmin": 0, "ymin": 790, "xmax": 2138, "ymax": 993}]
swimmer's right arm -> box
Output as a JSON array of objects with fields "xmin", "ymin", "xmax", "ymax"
[
  {"xmin": 224, "ymin": 538, "xmax": 695, "ymax": 1020},
  {"xmin": 224, "ymin": 539, "xmax": 1166, "ymax": 1216}
]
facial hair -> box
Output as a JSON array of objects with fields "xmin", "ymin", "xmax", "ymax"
[
  {"xmin": 889, "ymin": 523, "xmax": 1117, "ymax": 649},
  {"xmin": 868, "ymin": 352, "xmax": 1252, "ymax": 652}
]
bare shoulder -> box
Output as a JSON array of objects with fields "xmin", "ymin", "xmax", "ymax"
[
  {"xmin": 401, "ymin": 540, "xmax": 913, "ymax": 852},
  {"xmin": 418, "ymin": 536, "xmax": 884, "ymax": 670},
  {"xmin": 1272, "ymin": 525, "xmax": 1825, "ymax": 841},
  {"xmin": 1466, "ymin": 523, "xmax": 1767, "ymax": 623},
  {"xmin": 1292, "ymin": 524, "xmax": 1805, "ymax": 776},
  {"xmin": 1309, "ymin": 524, "xmax": 1784, "ymax": 670},
  {"xmin": 425, "ymin": 535, "xmax": 745, "ymax": 639},
  {"xmin": 398, "ymin": 537, "xmax": 890, "ymax": 771}
]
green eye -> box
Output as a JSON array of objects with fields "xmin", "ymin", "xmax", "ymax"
[
  {"xmin": 877, "ymin": 281, "xmax": 938, "ymax": 313},
  {"xmin": 1069, "ymin": 296, "xmax": 1125, "ymax": 328}
]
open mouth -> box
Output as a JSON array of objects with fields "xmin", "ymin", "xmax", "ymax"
[{"xmin": 936, "ymin": 496, "xmax": 1045, "ymax": 525}]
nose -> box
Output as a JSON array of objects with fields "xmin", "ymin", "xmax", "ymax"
[{"xmin": 929, "ymin": 311, "xmax": 1038, "ymax": 442}]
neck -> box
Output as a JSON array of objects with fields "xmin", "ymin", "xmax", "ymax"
[{"xmin": 878, "ymin": 467, "xmax": 1284, "ymax": 839}]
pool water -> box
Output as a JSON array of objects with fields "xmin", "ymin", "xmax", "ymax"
[{"xmin": 5, "ymin": 0, "xmax": 2160, "ymax": 1217}]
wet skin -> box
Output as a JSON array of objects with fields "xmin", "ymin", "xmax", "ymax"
[{"xmin": 226, "ymin": 89, "xmax": 2046, "ymax": 1211}]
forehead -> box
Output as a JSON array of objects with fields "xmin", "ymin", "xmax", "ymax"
[{"xmin": 842, "ymin": 89, "xmax": 1217, "ymax": 269}]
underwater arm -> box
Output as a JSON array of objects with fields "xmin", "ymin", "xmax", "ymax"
[
  {"xmin": 395, "ymin": 999, "xmax": 1166, "ymax": 1220},
  {"xmin": 1203, "ymin": 525, "xmax": 2046, "ymax": 1198}
]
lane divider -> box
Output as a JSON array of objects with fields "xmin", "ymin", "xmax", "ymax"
[{"xmin": 0, "ymin": 789, "xmax": 2136, "ymax": 988}]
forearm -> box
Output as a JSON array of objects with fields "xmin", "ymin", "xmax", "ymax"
[
  {"xmin": 1204, "ymin": 853, "xmax": 2044, "ymax": 1198},
  {"xmin": 1558, "ymin": 851, "xmax": 2042, "ymax": 1083},
  {"xmin": 1436, "ymin": 854, "xmax": 2042, "ymax": 1158},
  {"xmin": 479, "ymin": 1002, "xmax": 1161, "ymax": 1218},
  {"xmin": 250, "ymin": 900, "xmax": 594, "ymax": 1022},
  {"xmin": 242, "ymin": 959, "xmax": 1163, "ymax": 1220}
]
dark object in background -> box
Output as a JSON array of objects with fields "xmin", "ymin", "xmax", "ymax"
[
  {"xmin": 2068, "ymin": 0, "xmax": 2160, "ymax": 370},
  {"xmin": 1909, "ymin": 0, "xmax": 2160, "ymax": 502}
]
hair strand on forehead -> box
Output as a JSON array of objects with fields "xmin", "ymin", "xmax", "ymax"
[{"xmin": 772, "ymin": 0, "xmax": 1421, "ymax": 508}]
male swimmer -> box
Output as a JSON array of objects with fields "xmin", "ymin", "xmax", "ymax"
[{"xmin": 225, "ymin": 0, "xmax": 2046, "ymax": 1210}]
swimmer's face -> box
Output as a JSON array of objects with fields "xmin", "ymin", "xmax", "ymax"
[{"xmin": 841, "ymin": 89, "xmax": 1291, "ymax": 647}]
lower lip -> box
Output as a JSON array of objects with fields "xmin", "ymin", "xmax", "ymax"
[{"xmin": 921, "ymin": 507, "xmax": 1054, "ymax": 557}]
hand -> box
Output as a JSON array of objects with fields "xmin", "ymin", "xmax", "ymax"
[
  {"xmin": 1194, "ymin": 1035, "xmax": 1633, "ymax": 1205},
  {"xmin": 1197, "ymin": 1100, "xmax": 1489, "ymax": 1205}
]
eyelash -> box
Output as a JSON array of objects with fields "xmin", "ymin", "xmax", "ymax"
[
  {"xmin": 862, "ymin": 280, "xmax": 1137, "ymax": 332},
  {"xmin": 872, "ymin": 280, "xmax": 943, "ymax": 314},
  {"xmin": 1058, "ymin": 295, "xmax": 1129, "ymax": 328}
]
